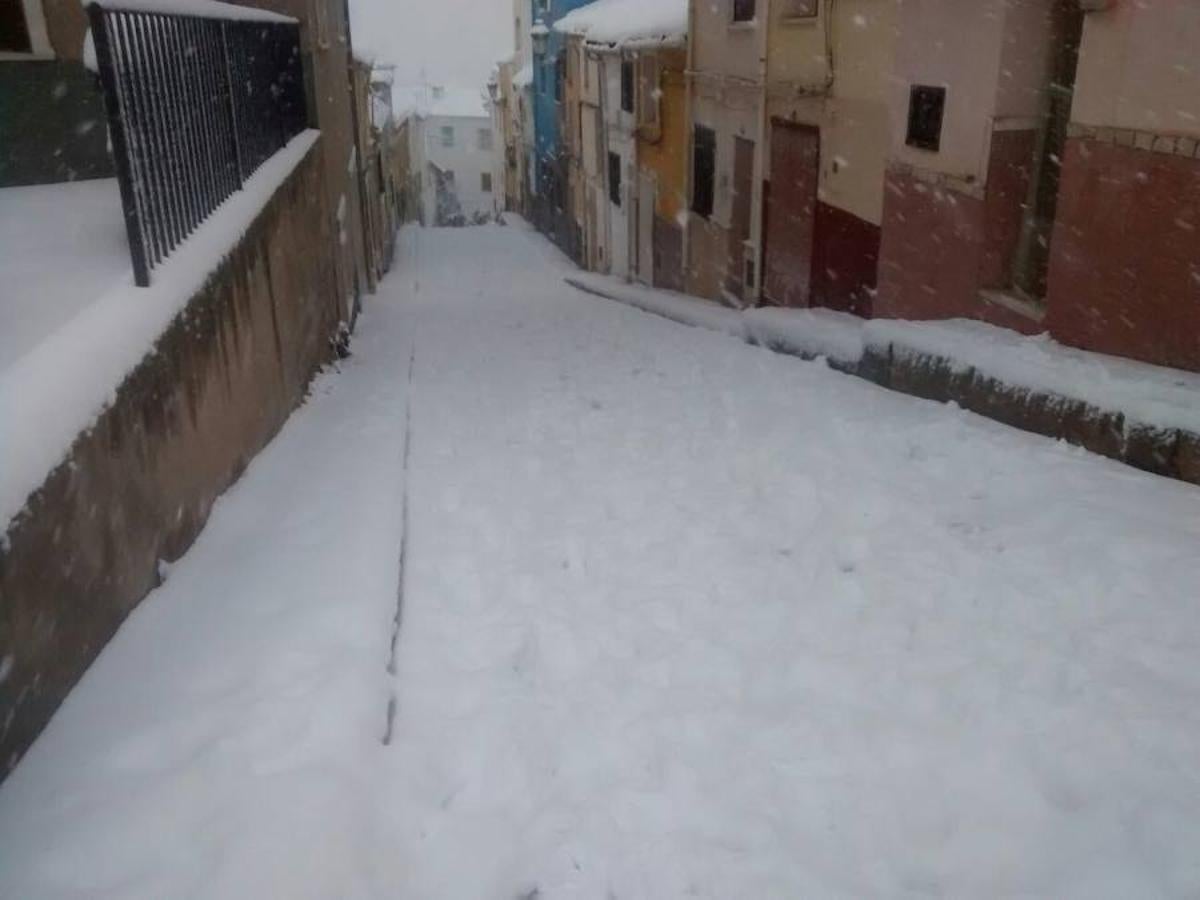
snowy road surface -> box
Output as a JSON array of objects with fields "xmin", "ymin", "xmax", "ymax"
[{"xmin": 3, "ymin": 223, "xmax": 1200, "ymax": 898}]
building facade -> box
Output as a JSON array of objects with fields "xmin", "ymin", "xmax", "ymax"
[
  {"xmin": 686, "ymin": 0, "xmax": 765, "ymax": 304},
  {"xmin": 530, "ymin": 0, "xmax": 594, "ymax": 254},
  {"xmin": 507, "ymin": 0, "xmax": 1199, "ymax": 376},
  {"xmin": 398, "ymin": 86, "xmax": 495, "ymax": 226},
  {"xmin": 1044, "ymin": 2, "xmax": 1200, "ymax": 372},
  {"xmin": 0, "ymin": 0, "xmax": 113, "ymax": 186},
  {"xmin": 761, "ymin": 0, "xmax": 896, "ymax": 316}
]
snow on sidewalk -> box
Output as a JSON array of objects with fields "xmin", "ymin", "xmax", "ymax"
[
  {"xmin": 567, "ymin": 270, "xmax": 1200, "ymax": 437},
  {"xmin": 3, "ymin": 225, "xmax": 1200, "ymax": 898},
  {"xmin": 0, "ymin": 232, "xmax": 417, "ymax": 899}
]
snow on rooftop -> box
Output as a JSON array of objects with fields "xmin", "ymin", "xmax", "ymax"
[
  {"xmin": 392, "ymin": 85, "xmax": 489, "ymax": 122},
  {"xmin": 85, "ymin": 0, "xmax": 295, "ymax": 23},
  {"xmin": 554, "ymin": 0, "xmax": 687, "ymax": 48}
]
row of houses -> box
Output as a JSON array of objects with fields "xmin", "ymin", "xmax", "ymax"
[{"xmin": 491, "ymin": 0, "xmax": 1200, "ymax": 376}]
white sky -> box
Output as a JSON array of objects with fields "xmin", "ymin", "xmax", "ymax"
[{"xmin": 349, "ymin": 0, "xmax": 514, "ymax": 92}]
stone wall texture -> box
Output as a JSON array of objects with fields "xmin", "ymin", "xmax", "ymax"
[{"xmin": 0, "ymin": 143, "xmax": 340, "ymax": 779}]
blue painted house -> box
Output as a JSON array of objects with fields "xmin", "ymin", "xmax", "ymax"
[{"xmin": 529, "ymin": 0, "xmax": 594, "ymax": 253}]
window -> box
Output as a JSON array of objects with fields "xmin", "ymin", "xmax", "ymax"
[
  {"xmin": 1, "ymin": 0, "xmax": 49, "ymax": 55},
  {"xmin": 620, "ymin": 60, "xmax": 634, "ymax": 114},
  {"xmin": 732, "ymin": 0, "xmax": 756, "ymax": 24},
  {"xmin": 906, "ymin": 85, "xmax": 946, "ymax": 152},
  {"xmin": 555, "ymin": 53, "xmax": 565, "ymax": 103},
  {"xmin": 636, "ymin": 56, "xmax": 661, "ymax": 130},
  {"xmin": 780, "ymin": 0, "xmax": 817, "ymax": 18},
  {"xmin": 608, "ymin": 152, "xmax": 622, "ymax": 207},
  {"xmin": 691, "ymin": 125, "xmax": 716, "ymax": 217},
  {"xmin": 478, "ymin": 128, "xmax": 494, "ymax": 151},
  {"xmin": 0, "ymin": 0, "xmax": 31, "ymax": 52},
  {"xmin": 514, "ymin": 16, "xmax": 521, "ymax": 52},
  {"xmin": 441, "ymin": 125, "xmax": 455, "ymax": 148},
  {"xmin": 481, "ymin": 172, "xmax": 493, "ymax": 192}
]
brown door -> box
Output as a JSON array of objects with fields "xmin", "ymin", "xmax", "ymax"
[
  {"xmin": 764, "ymin": 122, "xmax": 819, "ymax": 307},
  {"xmin": 726, "ymin": 136, "xmax": 756, "ymax": 297}
]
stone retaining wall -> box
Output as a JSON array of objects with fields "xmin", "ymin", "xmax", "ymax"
[{"xmin": 0, "ymin": 142, "xmax": 341, "ymax": 778}]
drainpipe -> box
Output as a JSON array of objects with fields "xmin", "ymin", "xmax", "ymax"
[
  {"xmin": 627, "ymin": 49, "xmax": 637, "ymax": 283},
  {"xmin": 681, "ymin": 0, "xmax": 696, "ymax": 289},
  {"xmin": 751, "ymin": 0, "xmax": 771, "ymax": 306},
  {"xmin": 597, "ymin": 50, "xmax": 611, "ymax": 275},
  {"xmin": 344, "ymin": 0, "xmax": 375, "ymax": 298}
]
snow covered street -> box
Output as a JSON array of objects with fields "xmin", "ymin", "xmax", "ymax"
[{"xmin": 3, "ymin": 222, "xmax": 1200, "ymax": 897}]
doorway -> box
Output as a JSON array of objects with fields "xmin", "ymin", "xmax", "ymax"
[
  {"xmin": 763, "ymin": 122, "xmax": 819, "ymax": 307},
  {"xmin": 726, "ymin": 135, "xmax": 756, "ymax": 299},
  {"xmin": 1012, "ymin": 1, "xmax": 1084, "ymax": 299}
]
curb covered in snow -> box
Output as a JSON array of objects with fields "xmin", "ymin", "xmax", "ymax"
[{"xmin": 566, "ymin": 272, "xmax": 1200, "ymax": 486}]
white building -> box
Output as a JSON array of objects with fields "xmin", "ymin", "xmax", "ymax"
[{"xmin": 396, "ymin": 86, "xmax": 496, "ymax": 226}]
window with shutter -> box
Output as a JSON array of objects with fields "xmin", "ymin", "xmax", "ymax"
[
  {"xmin": 732, "ymin": 0, "xmax": 756, "ymax": 24},
  {"xmin": 692, "ymin": 125, "xmax": 716, "ymax": 218},
  {"xmin": 906, "ymin": 85, "xmax": 946, "ymax": 151},
  {"xmin": 0, "ymin": 0, "xmax": 31, "ymax": 53},
  {"xmin": 620, "ymin": 60, "xmax": 635, "ymax": 114},
  {"xmin": 608, "ymin": 152, "xmax": 622, "ymax": 207},
  {"xmin": 637, "ymin": 55, "xmax": 661, "ymax": 132}
]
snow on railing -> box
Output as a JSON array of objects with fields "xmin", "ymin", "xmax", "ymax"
[{"xmin": 85, "ymin": 0, "xmax": 307, "ymax": 286}]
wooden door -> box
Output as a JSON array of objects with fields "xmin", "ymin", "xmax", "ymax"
[{"xmin": 764, "ymin": 122, "xmax": 819, "ymax": 307}]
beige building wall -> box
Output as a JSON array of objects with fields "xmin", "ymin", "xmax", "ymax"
[
  {"xmin": 564, "ymin": 36, "xmax": 586, "ymax": 235},
  {"xmin": 887, "ymin": 0, "xmax": 1009, "ymax": 183},
  {"xmin": 1071, "ymin": 1, "xmax": 1200, "ymax": 136},
  {"xmin": 691, "ymin": 0, "xmax": 762, "ymax": 83},
  {"xmin": 240, "ymin": 0, "xmax": 371, "ymax": 323},
  {"xmin": 766, "ymin": 0, "xmax": 898, "ymax": 227},
  {"xmin": 993, "ymin": 0, "xmax": 1056, "ymax": 123},
  {"xmin": 43, "ymin": 0, "xmax": 86, "ymax": 59}
]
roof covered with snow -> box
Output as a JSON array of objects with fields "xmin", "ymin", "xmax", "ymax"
[
  {"xmin": 554, "ymin": 0, "xmax": 687, "ymax": 49},
  {"xmin": 393, "ymin": 85, "xmax": 489, "ymax": 122},
  {"xmin": 512, "ymin": 62, "xmax": 534, "ymax": 89}
]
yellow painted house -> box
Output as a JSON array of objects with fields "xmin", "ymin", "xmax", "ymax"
[
  {"xmin": 555, "ymin": 0, "xmax": 689, "ymax": 289},
  {"xmin": 636, "ymin": 45, "xmax": 688, "ymax": 291}
]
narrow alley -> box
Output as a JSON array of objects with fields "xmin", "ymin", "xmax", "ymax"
[{"xmin": 2, "ymin": 223, "xmax": 1200, "ymax": 898}]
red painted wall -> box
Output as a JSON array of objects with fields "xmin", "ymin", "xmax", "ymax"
[
  {"xmin": 1046, "ymin": 137, "xmax": 1200, "ymax": 373},
  {"xmin": 980, "ymin": 130, "xmax": 1036, "ymax": 290},
  {"xmin": 876, "ymin": 166, "xmax": 1043, "ymax": 334},
  {"xmin": 812, "ymin": 201, "xmax": 879, "ymax": 318}
]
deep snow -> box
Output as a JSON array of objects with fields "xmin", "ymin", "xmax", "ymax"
[{"xmin": 2, "ymin": 223, "xmax": 1200, "ymax": 898}]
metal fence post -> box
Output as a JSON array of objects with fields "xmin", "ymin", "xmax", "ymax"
[
  {"xmin": 220, "ymin": 21, "xmax": 246, "ymax": 186},
  {"xmin": 87, "ymin": 3, "xmax": 151, "ymax": 287}
]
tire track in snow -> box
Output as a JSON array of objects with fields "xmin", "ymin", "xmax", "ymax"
[{"xmin": 383, "ymin": 231, "xmax": 421, "ymax": 747}]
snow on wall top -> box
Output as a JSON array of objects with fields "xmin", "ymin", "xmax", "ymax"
[
  {"xmin": 0, "ymin": 131, "xmax": 320, "ymax": 535},
  {"xmin": 554, "ymin": 0, "xmax": 687, "ymax": 48},
  {"xmin": 85, "ymin": 0, "xmax": 295, "ymax": 24},
  {"xmin": 393, "ymin": 85, "xmax": 489, "ymax": 122}
]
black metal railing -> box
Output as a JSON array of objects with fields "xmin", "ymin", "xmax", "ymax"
[{"xmin": 87, "ymin": 1, "xmax": 307, "ymax": 286}]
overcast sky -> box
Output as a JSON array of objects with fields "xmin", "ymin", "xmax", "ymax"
[{"xmin": 349, "ymin": 0, "xmax": 513, "ymax": 92}]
